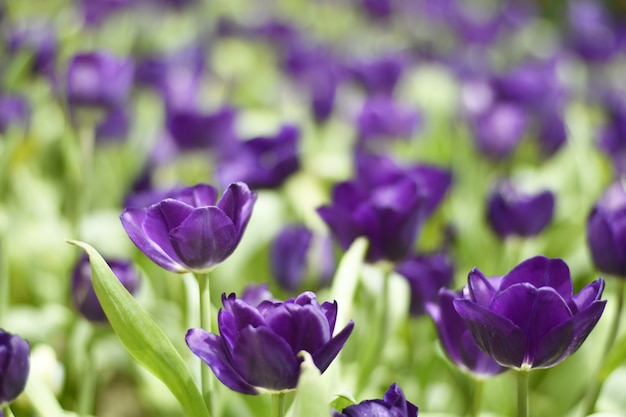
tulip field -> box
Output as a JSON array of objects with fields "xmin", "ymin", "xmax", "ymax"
[{"xmin": 2, "ymin": 0, "xmax": 626, "ymax": 416}]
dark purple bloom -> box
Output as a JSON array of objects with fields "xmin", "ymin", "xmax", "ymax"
[
  {"xmin": 472, "ymin": 103, "xmax": 527, "ymax": 159},
  {"xmin": 356, "ymin": 97, "xmax": 422, "ymax": 145},
  {"xmin": 536, "ymin": 106, "xmax": 568, "ymax": 158},
  {"xmin": 0, "ymin": 330, "xmax": 30, "ymax": 406},
  {"xmin": 0, "ymin": 95, "xmax": 30, "ymax": 134},
  {"xmin": 217, "ymin": 125, "xmax": 300, "ymax": 190},
  {"xmin": 270, "ymin": 225, "xmax": 335, "ymax": 292},
  {"xmin": 166, "ymin": 106, "xmax": 237, "ymax": 152},
  {"xmin": 597, "ymin": 90, "xmax": 626, "ymax": 174},
  {"xmin": 347, "ymin": 53, "xmax": 408, "ymax": 96},
  {"xmin": 396, "ymin": 252, "xmax": 455, "ymax": 316},
  {"xmin": 426, "ymin": 289, "xmax": 506, "ymax": 377},
  {"xmin": 78, "ymin": 0, "xmax": 137, "ymax": 27},
  {"xmin": 567, "ymin": 0, "xmax": 624, "ymax": 63},
  {"xmin": 486, "ymin": 180, "xmax": 555, "ymax": 239},
  {"xmin": 332, "ymin": 383, "xmax": 418, "ymax": 417},
  {"xmin": 587, "ymin": 182, "xmax": 626, "ymax": 276},
  {"xmin": 71, "ymin": 255, "xmax": 140, "ymax": 323},
  {"xmin": 120, "ymin": 183, "xmax": 257, "ymax": 273},
  {"xmin": 94, "ymin": 106, "xmax": 130, "ymax": 143},
  {"xmin": 453, "ymin": 256, "xmax": 606, "ymax": 369},
  {"xmin": 6, "ymin": 21, "xmax": 57, "ymax": 79},
  {"xmin": 239, "ymin": 283, "xmax": 278, "ymax": 307},
  {"xmin": 186, "ymin": 291, "xmax": 354, "ymax": 394},
  {"xmin": 66, "ymin": 51, "xmax": 134, "ymax": 110},
  {"xmin": 359, "ymin": 0, "xmax": 393, "ymax": 19}
]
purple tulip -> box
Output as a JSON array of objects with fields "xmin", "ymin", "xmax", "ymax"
[
  {"xmin": 597, "ymin": 90, "xmax": 626, "ymax": 174},
  {"xmin": 66, "ymin": 51, "xmax": 134, "ymax": 110},
  {"xmin": 217, "ymin": 125, "xmax": 300, "ymax": 190},
  {"xmin": 317, "ymin": 176, "xmax": 425, "ymax": 263},
  {"xmin": 486, "ymin": 180, "xmax": 554, "ymax": 239},
  {"xmin": 120, "ymin": 183, "xmax": 257, "ymax": 273},
  {"xmin": 186, "ymin": 291, "xmax": 354, "ymax": 394},
  {"xmin": 0, "ymin": 95, "xmax": 30, "ymax": 134},
  {"xmin": 270, "ymin": 225, "xmax": 335, "ymax": 292},
  {"xmin": 453, "ymin": 256, "xmax": 606, "ymax": 369},
  {"xmin": 356, "ymin": 96, "xmax": 422, "ymax": 145},
  {"xmin": 587, "ymin": 182, "xmax": 626, "ymax": 276},
  {"xmin": 472, "ymin": 103, "xmax": 527, "ymax": 159},
  {"xmin": 426, "ymin": 289, "xmax": 506, "ymax": 377},
  {"xmin": 332, "ymin": 383, "xmax": 418, "ymax": 417},
  {"xmin": 0, "ymin": 330, "xmax": 30, "ymax": 406},
  {"xmin": 567, "ymin": 0, "xmax": 623, "ymax": 63},
  {"xmin": 396, "ymin": 252, "xmax": 455, "ymax": 316},
  {"xmin": 94, "ymin": 106, "xmax": 130, "ymax": 143},
  {"xmin": 71, "ymin": 255, "xmax": 140, "ymax": 323},
  {"xmin": 166, "ymin": 106, "xmax": 238, "ymax": 152},
  {"xmin": 6, "ymin": 21, "xmax": 57, "ymax": 79},
  {"xmin": 78, "ymin": 0, "xmax": 136, "ymax": 27},
  {"xmin": 348, "ymin": 54, "xmax": 408, "ymax": 96}
]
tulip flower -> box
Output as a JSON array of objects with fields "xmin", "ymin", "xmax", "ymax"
[
  {"xmin": 426, "ymin": 289, "xmax": 506, "ymax": 377},
  {"xmin": 71, "ymin": 255, "xmax": 141, "ymax": 323},
  {"xmin": 120, "ymin": 182, "xmax": 257, "ymax": 273},
  {"xmin": 0, "ymin": 94, "xmax": 30, "ymax": 134},
  {"xmin": 332, "ymin": 383, "xmax": 418, "ymax": 417},
  {"xmin": 486, "ymin": 180, "xmax": 555, "ymax": 239},
  {"xmin": 166, "ymin": 106, "xmax": 238, "ymax": 153},
  {"xmin": 217, "ymin": 124, "xmax": 300, "ymax": 190},
  {"xmin": 186, "ymin": 291, "xmax": 354, "ymax": 394},
  {"xmin": 356, "ymin": 96, "xmax": 422, "ymax": 145},
  {"xmin": 270, "ymin": 224, "xmax": 335, "ymax": 292},
  {"xmin": 0, "ymin": 330, "xmax": 30, "ymax": 407},
  {"xmin": 453, "ymin": 256, "xmax": 605, "ymax": 369}
]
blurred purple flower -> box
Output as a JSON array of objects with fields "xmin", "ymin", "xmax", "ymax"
[
  {"xmin": 71, "ymin": 255, "xmax": 140, "ymax": 323},
  {"xmin": 6, "ymin": 21, "xmax": 57, "ymax": 79},
  {"xmin": 0, "ymin": 94, "xmax": 30, "ymax": 134},
  {"xmin": 396, "ymin": 251, "xmax": 455, "ymax": 316},
  {"xmin": 587, "ymin": 182, "xmax": 626, "ymax": 276},
  {"xmin": 427, "ymin": 289, "xmax": 506, "ymax": 377},
  {"xmin": 332, "ymin": 383, "xmax": 418, "ymax": 417},
  {"xmin": 359, "ymin": 0, "xmax": 393, "ymax": 19},
  {"xmin": 270, "ymin": 224, "xmax": 335, "ymax": 292},
  {"xmin": 217, "ymin": 125, "xmax": 300, "ymax": 190},
  {"xmin": 78, "ymin": 0, "xmax": 137, "ymax": 27},
  {"xmin": 120, "ymin": 183, "xmax": 257, "ymax": 273},
  {"xmin": 567, "ymin": 0, "xmax": 624, "ymax": 63},
  {"xmin": 486, "ymin": 180, "xmax": 555, "ymax": 239},
  {"xmin": 598, "ymin": 90, "xmax": 626, "ymax": 174},
  {"xmin": 347, "ymin": 53, "xmax": 408, "ymax": 96},
  {"xmin": 356, "ymin": 97, "xmax": 422, "ymax": 145},
  {"xmin": 239, "ymin": 283, "xmax": 278, "ymax": 307},
  {"xmin": 0, "ymin": 330, "xmax": 30, "ymax": 406},
  {"xmin": 66, "ymin": 51, "xmax": 134, "ymax": 110},
  {"xmin": 472, "ymin": 103, "xmax": 527, "ymax": 159},
  {"xmin": 186, "ymin": 291, "xmax": 354, "ymax": 394},
  {"xmin": 453, "ymin": 256, "xmax": 605, "ymax": 369},
  {"xmin": 166, "ymin": 106, "xmax": 238, "ymax": 152},
  {"xmin": 94, "ymin": 106, "xmax": 131, "ymax": 143}
]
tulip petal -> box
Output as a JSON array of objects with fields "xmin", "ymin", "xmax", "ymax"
[
  {"xmin": 468, "ymin": 268, "xmax": 498, "ymax": 307},
  {"xmin": 454, "ymin": 299, "xmax": 526, "ymax": 368},
  {"xmin": 231, "ymin": 326, "xmax": 300, "ymax": 391},
  {"xmin": 169, "ymin": 207, "xmax": 237, "ymax": 270},
  {"xmin": 320, "ymin": 301, "xmax": 338, "ymax": 334},
  {"xmin": 571, "ymin": 279, "xmax": 605, "ymax": 312},
  {"xmin": 185, "ymin": 328, "xmax": 258, "ymax": 395},
  {"xmin": 217, "ymin": 182, "xmax": 257, "ymax": 237},
  {"xmin": 500, "ymin": 256, "xmax": 572, "ymax": 298},
  {"xmin": 266, "ymin": 304, "xmax": 331, "ymax": 354},
  {"xmin": 317, "ymin": 206, "xmax": 364, "ymax": 251},
  {"xmin": 311, "ymin": 320, "xmax": 355, "ymax": 373},
  {"xmin": 177, "ymin": 184, "xmax": 218, "ymax": 207},
  {"xmin": 120, "ymin": 208, "xmax": 186, "ymax": 273},
  {"xmin": 587, "ymin": 208, "xmax": 626, "ymax": 276}
]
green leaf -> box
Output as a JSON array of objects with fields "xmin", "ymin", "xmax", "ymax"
[
  {"xmin": 67, "ymin": 240, "xmax": 210, "ymax": 417},
  {"xmin": 287, "ymin": 351, "xmax": 329, "ymax": 417},
  {"xmin": 330, "ymin": 237, "xmax": 367, "ymax": 329}
]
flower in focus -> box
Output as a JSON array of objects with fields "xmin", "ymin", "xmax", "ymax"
[
  {"xmin": 332, "ymin": 383, "xmax": 418, "ymax": 417},
  {"xmin": 453, "ymin": 256, "xmax": 606, "ymax": 369},
  {"xmin": 120, "ymin": 182, "xmax": 257, "ymax": 273},
  {"xmin": 217, "ymin": 124, "xmax": 300, "ymax": 190},
  {"xmin": 0, "ymin": 330, "xmax": 30, "ymax": 406},
  {"xmin": 587, "ymin": 182, "xmax": 626, "ymax": 276},
  {"xmin": 426, "ymin": 289, "xmax": 506, "ymax": 377},
  {"xmin": 396, "ymin": 251, "xmax": 455, "ymax": 316},
  {"xmin": 270, "ymin": 224, "xmax": 335, "ymax": 292},
  {"xmin": 186, "ymin": 291, "xmax": 354, "ymax": 394},
  {"xmin": 486, "ymin": 180, "xmax": 555, "ymax": 239},
  {"xmin": 71, "ymin": 255, "xmax": 141, "ymax": 323}
]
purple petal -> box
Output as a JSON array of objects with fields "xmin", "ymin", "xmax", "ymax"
[
  {"xmin": 320, "ymin": 301, "xmax": 338, "ymax": 334},
  {"xmin": 120, "ymin": 208, "xmax": 186, "ymax": 272},
  {"xmin": 185, "ymin": 328, "xmax": 258, "ymax": 395},
  {"xmin": 454, "ymin": 299, "xmax": 526, "ymax": 368},
  {"xmin": 175, "ymin": 184, "xmax": 218, "ymax": 207},
  {"xmin": 231, "ymin": 326, "xmax": 300, "ymax": 391},
  {"xmin": 265, "ymin": 303, "xmax": 331, "ymax": 354},
  {"xmin": 216, "ymin": 182, "xmax": 258, "ymax": 238},
  {"xmin": 169, "ymin": 206, "xmax": 238, "ymax": 270},
  {"xmin": 499, "ymin": 256, "xmax": 572, "ymax": 298},
  {"xmin": 317, "ymin": 206, "xmax": 363, "ymax": 251},
  {"xmin": 311, "ymin": 320, "xmax": 354, "ymax": 373},
  {"xmin": 571, "ymin": 279, "xmax": 605, "ymax": 312},
  {"xmin": 468, "ymin": 268, "xmax": 498, "ymax": 307}
]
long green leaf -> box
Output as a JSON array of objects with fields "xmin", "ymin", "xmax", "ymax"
[
  {"xmin": 288, "ymin": 351, "xmax": 329, "ymax": 417},
  {"xmin": 329, "ymin": 237, "xmax": 367, "ymax": 330},
  {"xmin": 67, "ymin": 240, "xmax": 210, "ymax": 417}
]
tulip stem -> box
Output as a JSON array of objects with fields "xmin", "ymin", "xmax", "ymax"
[
  {"xmin": 196, "ymin": 271, "xmax": 214, "ymax": 416},
  {"xmin": 517, "ymin": 369, "xmax": 530, "ymax": 417},
  {"xmin": 470, "ymin": 378, "xmax": 483, "ymax": 417},
  {"xmin": 581, "ymin": 278, "xmax": 624, "ymax": 416},
  {"xmin": 2, "ymin": 405, "xmax": 15, "ymax": 417},
  {"xmin": 271, "ymin": 393, "xmax": 286, "ymax": 417}
]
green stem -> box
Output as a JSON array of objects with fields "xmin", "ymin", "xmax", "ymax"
[
  {"xmin": 470, "ymin": 378, "xmax": 483, "ymax": 417},
  {"xmin": 2, "ymin": 405, "xmax": 15, "ymax": 417},
  {"xmin": 195, "ymin": 271, "xmax": 214, "ymax": 416},
  {"xmin": 271, "ymin": 393, "xmax": 286, "ymax": 417},
  {"xmin": 0, "ymin": 234, "xmax": 9, "ymax": 326},
  {"xmin": 517, "ymin": 370, "xmax": 530, "ymax": 417},
  {"xmin": 77, "ymin": 322, "xmax": 97, "ymax": 416},
  {"xmin": 581, "ymin": 279, "xmax": 625, "ymax": 416}
]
